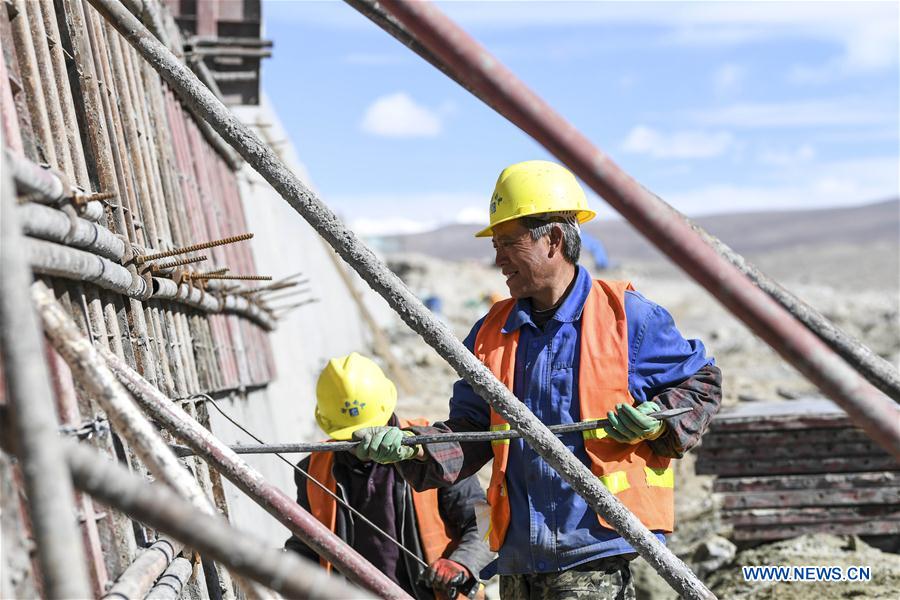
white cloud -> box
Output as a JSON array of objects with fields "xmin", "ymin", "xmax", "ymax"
[
  {"xmin": 713, "ymin": 63, "xmax": 744, "ymax": 96},
  {"xmin": 622, "ymin": 125, "xmax": 734, "ymax": 159},
  {"xmin": 664, "ymin": 155, "xmax": 899, "ymax": 215},
  {"xmin": 360, "ymin": 92, "xmax": 443, "ymax": 138},
  {"xmin": 335, "ymin": 192, "xmax": 485, "ymax": 236},
  {"xmin": 455, "ymin": 206, "xmax": 489, "ymax": 225},
  {"xmin": 686, "ymin": 97, "xmax": 897, "ymax": 128},
  {"xmin": 350, "ymin": 216, "xmax": 438, "ymax": 237},
  {"xmin": 758, "ymin": 144, "xmax": 816, "ymax": 167}
]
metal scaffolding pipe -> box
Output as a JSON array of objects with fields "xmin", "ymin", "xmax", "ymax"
[
  {"xmin": 370, "ymin": 1, "xmax": 900, "ymax": 448},
  {"xmin": 27, "ymin": 237, "xmax": 148, "ymax": 298},
  {"xmin": 96, "ymin": 345, "xmax": 412, "ymax": 600},
  {"xmin": 6, "ymin": 149, "xmax": 105, "ymax": 220},
  {"xmin": 104, "ymin": 537, "xmax": 184, "ymax": 600},
  {"xmin": 19, "ymin": 202, "xmax": 127, "ymax": 261},
  {"xmin": 150, "ymin": 278, "xmax": 275, "ymax": 330},
  {"xmin": 85, "ymin": 1, "xmax": 716, "ymax": 596},
  {"xmin": 0, "ymin": 137, "xmax": 92, "ymax": 598},
  {"xmin": 14, "ymin": 207, "xmax": 271, "ymax": 325},
  {"xmin": 146, "ymin": 557, "xmax": 193, "ymax": 600},
  {"xmin": 345, "ymin": 0, "xmax": 900, "ymax": 403},
  {"xmin": 32, "ymin": 281, "xmax": 211, "ymax": 511},
  {"xmin": 64, "ymin": 441, "xmax": 374, "ymax": 600},
  {"xmin": 32, "ymin": 281, "xmax": 262, "ymax": 600}
]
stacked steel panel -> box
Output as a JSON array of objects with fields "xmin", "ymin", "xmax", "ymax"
[
  {"xmin": 696, "ymin": 398, "xmax": 900, "ymax": 542},
  {"xmin": 1, "ymin": 0, "xmax": 275, "ymax": 595}
]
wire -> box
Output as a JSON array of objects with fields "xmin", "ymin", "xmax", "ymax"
[{"xmin": 193, "ymin": 394, "xmax": 429, "ymax": 570}]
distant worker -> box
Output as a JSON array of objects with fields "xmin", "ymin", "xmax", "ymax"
[
  {"xmin": 285, "ymin": 353, "xmax": 492, "ymax": 599},
  {"xmin": 580, "ymin": 230, "xmax": 610, "ymax": 270},
  {"xmin": 353, "ymin": 161, "xmax": 723, "ymax": 599}
]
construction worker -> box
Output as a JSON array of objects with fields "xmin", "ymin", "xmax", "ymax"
[
  {"xmin": 352, "ymin": 160, "xmax": 723, "ymax": 599},
  {"xmin": 284, "ymin": 352, "xmax": 493, "ymax": 599}
]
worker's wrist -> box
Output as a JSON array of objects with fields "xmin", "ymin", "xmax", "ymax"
[
  {"xmin": 645, "ymin": 422, "xmax": 667, "ymax": 441},
  {"xmin": 401, "ymin": 429, "xmax": 422, "ymax": 460}
]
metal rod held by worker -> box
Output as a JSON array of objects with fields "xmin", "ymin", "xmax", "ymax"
[{"xmin": 171, "ymin": 408, "xmax": 693, "ymax": 457}]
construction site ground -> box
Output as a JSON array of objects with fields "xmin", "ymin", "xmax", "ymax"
[{"xmin": 380, "ymin": 207, "xmax": 899, "ymax": 598}]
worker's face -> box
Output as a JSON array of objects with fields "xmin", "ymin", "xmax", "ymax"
[{"xmin": 492, "ymin": 219, "xmax": 555, "ymax": 299}]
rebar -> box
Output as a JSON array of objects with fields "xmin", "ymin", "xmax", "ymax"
[
  {"xmin": 0, "ymin": 135, "xmax": 92, "ymax": 599},
  {"xmin": 152, "ymin": 254, "xmax": 208, "ymax": 271},
  {"xmin": 270, "ymin": 299, "xmax": 318, "ymax": 315},
  {"xmin": 134, "ymin": 233, "xmax": 254, "ymax": 264},
  {"xmin": 75, "ymin": 190, "xmax": 117, "ymax": 205},
  {"xmin": 65, "ymin": 441, "xmax": 375, "ymax": 600},
  {"xmin": 190, "ymin": 274, "xmax": 271, "ymax": 281},
  {"xmin": 194, "ymin": 267, "xmax": 229, "ymax": 277}
]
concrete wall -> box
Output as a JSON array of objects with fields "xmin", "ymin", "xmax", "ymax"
[{"xmin": 208, "ymin": 95, "xmax": 372, "ymax": 546}]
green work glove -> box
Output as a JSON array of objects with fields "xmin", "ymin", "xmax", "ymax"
[
  {"xmin": 604, "ymin": 402, "xmax": 666, "ymax": 444},
  {"xmin": 352, "ymin": 426, "xmax": 418, "ymax": 463}
]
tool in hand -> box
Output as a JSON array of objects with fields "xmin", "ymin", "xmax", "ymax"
[{"xmin": 170, "ymin": 407, "xmax": 692, "ymax": 457}]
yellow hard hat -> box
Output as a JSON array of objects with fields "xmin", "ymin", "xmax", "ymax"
[
  {"xmin": 315, "ymin": 353, "xmax": 397, "ymax": 440},
  {"xmin": 475, "ymin": 160, "xmax": 596, "ymax": 238}
]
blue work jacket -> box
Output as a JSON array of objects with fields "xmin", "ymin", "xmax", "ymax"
[{"xmin": 451, "ymin": 266, "xmax": 713, "ymax": 575}]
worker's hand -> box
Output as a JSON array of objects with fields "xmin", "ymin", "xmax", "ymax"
[
  {"xmin": 604, "ymin": 401, "xmax": 666, "ymax": 444},
  {"xmin": 424, "ymin": 558, "xmax": 470, "ymax": 596},
  {"xmin": 352, "ymin": 426, "xmax": 418, "ymax": 463}
]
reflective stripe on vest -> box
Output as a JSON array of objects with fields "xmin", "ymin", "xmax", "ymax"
[
  {"xmin": 305, "ymin": 418, "xmax": 454, "ymax": 572},
  {"xmin": 473, "ymin": 280, "xmax": 674, "ymax": 552}
]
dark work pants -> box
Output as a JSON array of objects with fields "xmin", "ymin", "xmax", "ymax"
[{"xmin": 499, "ymin": 556, "xmax": 635, "ymax": 600}]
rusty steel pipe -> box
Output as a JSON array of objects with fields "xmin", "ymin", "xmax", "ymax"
[
  {"xmin": 373, "ymin": 1, "xmax": 900, "ymax": 450},
  {"xmin": 96, "ymin": 345, "xmax": 412, "ymax": 599}
]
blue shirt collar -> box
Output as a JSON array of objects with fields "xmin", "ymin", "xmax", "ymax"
[{"xmin": 502, "ymin": 265, "xmax": 593, "ymax": 333}]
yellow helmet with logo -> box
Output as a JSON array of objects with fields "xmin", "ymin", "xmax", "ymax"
[
  {"xmin": 315, "ymin": 353, "xmax": 397, "ymax": 440},
  {"xmin": 475, "ymin": 160, "xmax": 596, "ymax": 238}
]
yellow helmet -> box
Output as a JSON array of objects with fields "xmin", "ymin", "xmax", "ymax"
[
  {"xmin": 475, "ymin": 160, "xmax": 596, "ymax": 238},
  {"xmin": 315, "ymin": 353, "xmax": 397, "ymax": 440}
]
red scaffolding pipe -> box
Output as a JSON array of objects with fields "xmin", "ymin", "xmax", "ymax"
[{"xmin": 377, "ymin": 0, "xmax": 900, "ymax": 460}]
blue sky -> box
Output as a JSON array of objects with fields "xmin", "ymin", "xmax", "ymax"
[{"xmin": 262, "ymin": 1, "xmax": 899, "ymax": 235}]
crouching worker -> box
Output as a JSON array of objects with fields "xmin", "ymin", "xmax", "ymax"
[{"xmin": 285, "ymin": 353, "xmax": 493, "ymax": 599}]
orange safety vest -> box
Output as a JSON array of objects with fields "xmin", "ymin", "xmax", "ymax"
[
  {"xmin": 306, "ymin": 418, "xmax": 454, "ymax": 574},
  {"xmin": 474, "ymin": 280, "xmax": 674, "ymax": 552}
]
